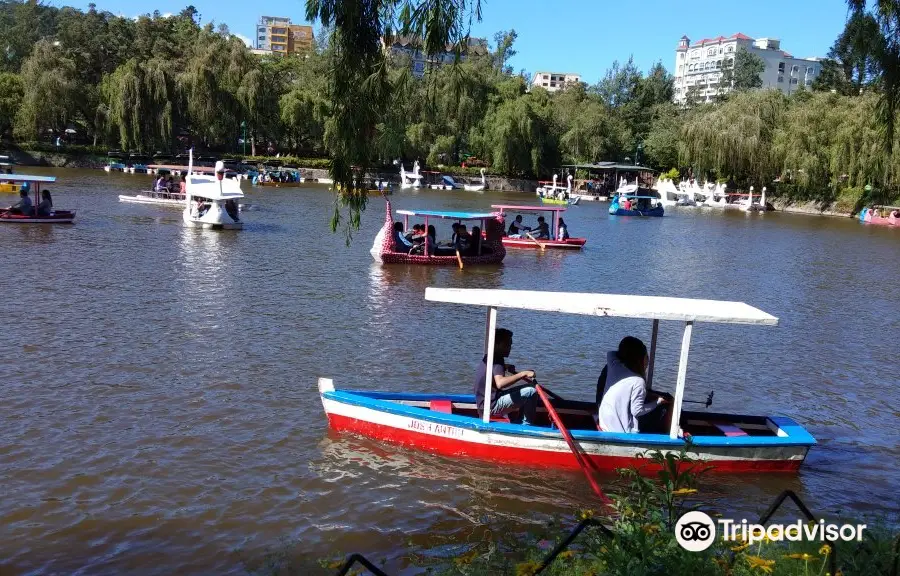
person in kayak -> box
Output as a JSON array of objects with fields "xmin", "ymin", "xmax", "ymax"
[
  {"xmin": 596, "ymin": 336, "xmax": 669, "ymax": 433},
  {"xmin": 7, "ymin": 189, "xmax": 33, "ymax": 215},
  {"xmin": 474, "ymin": 328, "xmax": 538, "ymax": 425}
]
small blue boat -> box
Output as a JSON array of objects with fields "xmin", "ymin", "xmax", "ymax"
[{"xmin": 609, "ymin": 190, "xmax": 665, "ymax": 217}]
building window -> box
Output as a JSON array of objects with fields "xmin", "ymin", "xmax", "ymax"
[
  {"xmin": 677, "ymin": 65, "xmax": 683, "ymax": 73},
  {"xmin": 790, "ymin": 77, "xmax": 798, "ymax": 84},
  {"xmin": 725, "ymin": 58, "xmax": 733, "ymax": 68},
  {"xmin": 726, "ymin": 45, "xmax": 734, "ymax": 53},
  {"xmin": 778, "ymin": 76, "xmax": 784, "ymax": 83},
  {"xmin": 707, "ymin": 47, "xmax": 715, "ymax": 56},
  {"xmin": 716, "ymin": 60, "xmax": 722, "ymax": 68},
  {"xmin": 806, "ymin": 66, "xmax": 816, "ymax": 75},
  {"xmin": 791, "ymin": 65, "xmax": 799, "ymax": 73},
  {"xmin": 719, "ymin": 47, "xmax": 723, "ymax": 54},
  {"xmin": 778, "ymin": 62, "xmax": 785, "ymax": 73},
  {"xmin": 679, "ymin": 53, "xmax": 685, "ymax": 60}
]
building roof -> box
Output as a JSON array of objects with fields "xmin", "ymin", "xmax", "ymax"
[{"xmin": 690, "ymin": 32, "xmax": 754, "ymax": 46}]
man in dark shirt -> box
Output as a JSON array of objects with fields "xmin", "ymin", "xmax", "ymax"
[
  {"xmin": 8, "ymin": 190, "xmax": 32, "ymax": 215},
  {"xmin": 474, "ymin": 328, "xmax": 538, "ymax": 425}
]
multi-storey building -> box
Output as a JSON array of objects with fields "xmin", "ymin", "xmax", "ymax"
[
  {"xmin": 255, "ymin": 16, "xmax": 314, "ymax": 56},
  {"xmin": 382, "ymin": 36, "xmax": 488, "ymax": 78},
  {"xmin": 530, "ymin": 72, "xmax": 582, "ymax": 92},
  {"xmin": 673, "ymin": 33, "xmax": 823, "ymax": 104}
]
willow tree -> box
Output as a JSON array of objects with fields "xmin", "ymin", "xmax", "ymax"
[
  {"xmin": 848, "ymin": 0, "xmax": 900, "ymax": 154},
  {"xmin": 305, "ymin": 0, "xmax": 483, "ymax": 239},
  {"xmin": 15, "ymin": 40, "xmax": 79, "ymax": 139},
  {"xmin": 679, "ymin": 90, "xmax": 787, "ymax": 187},
  {"xmin": 102, "ymin": 58, "xmax": 177, "ymax": 151}
]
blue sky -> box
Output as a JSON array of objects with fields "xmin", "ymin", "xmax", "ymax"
[{"xmin": 61, "ymin": 0, "xmax": 851, "ymax": 84}]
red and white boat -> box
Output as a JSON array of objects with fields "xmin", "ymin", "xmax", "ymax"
[
  {"xmin": 319, "ymin": 288, "xmax": 815, "ymax": 473},
  {"xmin": 493, "ymin": 204, "xmax": 586, "ymax": 250},
  {"xmin": 370, "ymin": 197, "xmax": 506, "ymax": 266},
  {"xmin": 0, "ymin": 175, "xmax": 75, "ymax": 224}
]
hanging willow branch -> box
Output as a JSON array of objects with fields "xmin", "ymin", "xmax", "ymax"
[{"xmin": 305, "ymin": 0, "xmax": 482, "ymax": 243}]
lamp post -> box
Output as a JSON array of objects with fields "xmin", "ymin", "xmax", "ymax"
[{"xmin": 240, "ymin": 121, "xmax": 247, "ymax": 156}]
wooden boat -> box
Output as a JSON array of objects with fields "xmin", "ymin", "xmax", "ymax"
[
  {"xmin": 319, "ymin": 288, "xmax": 816, "ymax": 473},
  {"xmin": 492, "ymin": 204, "xmax": 586, "ymax": 250},
  {"xmin": 182, "ymin": 153, "xmax": 243, "ymax": 230},
  {"xmin": 0, "ymin": 175, "xmax": 75, "ymax": 224},
  {"xmin": 370, "ymin": 197, "xmax": 505, "ymax": 266},
  {"xmin": 609, "ymin": 189, "xmax": 665, "ymax": 217}
]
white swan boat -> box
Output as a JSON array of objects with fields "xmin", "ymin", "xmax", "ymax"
[
  {"xmin": 399, "ymin": 161, "xmax": 423, "ymax": 189},
  {"xmin": 740, "ymin": 186, "xmax": 768, "ymax": 212},
  {"xmin": 464, "ymin": 168, "xmax": 487, "ymax": 192},
  {"xmin": 182, "ymin": 153, "xmax": 244, "ymax": 230}
]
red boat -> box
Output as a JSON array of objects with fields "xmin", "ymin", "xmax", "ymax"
[
  {"xmin": 492, "ymin": 204, "xmax": 586, "ymax": 250},
  {"xmin": 0, "ymin": 175, "xmax": 75, "ymax": 224}
]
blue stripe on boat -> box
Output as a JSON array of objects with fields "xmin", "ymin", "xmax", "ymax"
[{"xmin": 323, "ymin": 390, "xmax": 815, "ymax": 448}]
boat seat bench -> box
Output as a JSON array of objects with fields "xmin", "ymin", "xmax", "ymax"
[
  {"xmin": 429, "ymin": 399, "xmax": 509, "ymax": 422},
  {"xmin": 710, "ymin": 422, "xmax": 748, "ymax": 437}
]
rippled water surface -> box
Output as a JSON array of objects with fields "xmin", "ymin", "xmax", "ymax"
[{"xmin": 1, "ymin": 169, "xmax": 898, "ymax": 574}]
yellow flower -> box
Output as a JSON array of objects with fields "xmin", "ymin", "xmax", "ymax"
[
  {"xmin": 558, "ymin": 550, "xmax": 575, "ymax": 560},
  {"xmin": 672, "ymin": 488, "xmax": 698, "ymax": 496},
  {"xmin": 783, "ymin": 553, "xmax": 813, "ymax": 561},
  {"xmin": 745, "ymin": 555, "xmax": 776, "ymax": 573},
  {"xmin": 731, "ymin": 542, "xmax": 751, "ymax": 552},
  {"xmin": 515, "ymin": 561, "xmax": 541, "ymax": 576},
  {"xmin": 819, "ymin": 544, "xmax": 832, "ymax": 556},
  {"xmin": 578, "ymin": 509, "xmax": 594, "ymax": 520},
  {"xmin": 641, "ymin": 523, "xmax": 660, "ymax": 534}
]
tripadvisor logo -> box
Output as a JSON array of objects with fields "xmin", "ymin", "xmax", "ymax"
[{"xmin": 675, "ymin": 511, "xmax": 868, "ymax": 552}]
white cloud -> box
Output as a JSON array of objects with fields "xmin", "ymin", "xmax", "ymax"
[{"xmin": 233, "ymin": 33, "xmax": 253, "ymax": 47}]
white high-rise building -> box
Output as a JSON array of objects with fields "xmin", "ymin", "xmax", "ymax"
[
  {"xmin": 673, "ymin": 33, "xmax": 823, "ymax": 104},
  {"xmin": 531, "ymin": 72, "xmax": 582, "ymax": 92}
]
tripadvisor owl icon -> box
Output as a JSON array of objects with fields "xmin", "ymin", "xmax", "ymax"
[{"xmin": 676, "ymin": 511, "xmax": 716, "ymax": 552}]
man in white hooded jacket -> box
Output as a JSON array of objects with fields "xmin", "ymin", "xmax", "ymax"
[{"xmin": 598, "ymin": 336, "xmax": 668, "ymax": 433}]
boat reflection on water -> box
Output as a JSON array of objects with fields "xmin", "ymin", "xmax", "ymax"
[{"xmin": 176, "ymin": 227, "xmax": 242, "ymax": 325}]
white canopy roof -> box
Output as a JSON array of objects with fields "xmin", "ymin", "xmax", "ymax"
[
  {"xmin": 185, "ymin": 174, "xmax": 244, "ymax": 200},
  {"xmin": 424, "ymin": 288, "xmax": 778, "ymax": 325}
]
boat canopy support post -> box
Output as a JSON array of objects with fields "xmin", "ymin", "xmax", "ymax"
[
  {"xmin": 424, "ymin": 216, "xmax": 430, "ymax": 257},
  {"xmin": 647, "ymin": 319, "xmax": 659, "ymax": 388},
  {"xmin": 669, "ymin": 321, "xmax": 693, "ymax": 439},
  {"xmin": 482, "ymin": 306, "xmax": 498, "ymax": 423}
]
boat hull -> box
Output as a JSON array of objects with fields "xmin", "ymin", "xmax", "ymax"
[
  {"xmin": 118, "ymin": 194, "xmax": 185, "ymax": 207},
  {"xmin": 320, "ymin": 386, "xmax": 813, "ymax": 473},
  {"xmin": 0, "ymin": 210, "xmax": 76, "ymax": 224},
  {"xmin": 540, "ymin": 197, "xmax": 569, "ymax": 205},
  {"xmin": 502, "ymin": 237, "xmax": 586, "ymax": 250},
  {"xmin": 610, "ymin": 206, "xmax": 665, "ymax": 217},
  {"xmin": 255, "ymin": 181, "xmax": 304, "ymax": 187}
]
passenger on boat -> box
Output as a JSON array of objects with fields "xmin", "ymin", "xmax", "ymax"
[
  {"xmin": 392, "ymin": 221, "xmax": 413, "ymax": 253},
  {"xmin": 622, "ymin": 197, "xmax": 632, "ymax": 210},
  {"xmin": 507, "ymin": 215, "xmax": 529, "ymax": 238},
  {"xmin": 449, "ymin": 222, "xmax": 460, "ymax": 246},
  {"xmin": 7, "ymin": 189, "xmax": 33, "ymax": 215},
  {"xmin": 532, "ymin": 217, "xmax": 550, "ymax": 240},
  {"xmin": 36, "ymin": 190, "xmax": 52, "ymax": 216},
  {"xmin": 465, "ymin": 226, "xmax": 493, "ymax": 256},
  {"xmin": 179, "ymin": 172, "xmax": 187, "ymax": 195},
  {"xmin": 455, "ymin": 224, "xmax": 471, "ymax": 251},
  {"xmin": 154, "ymin": 175, "xmax": 167, "ymax": 192},
  {"xmin": 474, "ymin": 328, "xmax": 538, "ymax": 425},
  {"xmin": 596, "ymin": 336, "xmax": 669, "ymax": 434},
  {"xmin": 557, "ymin": 218, "xmax": 570, "ymax": 241}
]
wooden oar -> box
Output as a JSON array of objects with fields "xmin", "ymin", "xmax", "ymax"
[
  {"xmin": 525, "ymin": 231, "xmax": 546, "ymax": 251},
  {"xmin": 455, "ymin": 249, "xmax": 464, "ymax": 269},
  {"xmin": 534, "ymin": 384, "xmax": 611, "ymax": 505}
]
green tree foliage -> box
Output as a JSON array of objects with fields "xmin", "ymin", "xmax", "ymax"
[
  {"xmin": 15, "ymin": 40, "xmax": 79, "ymax": 139},
  {"xmin": 0, "ymin": 72, "xmax": 23, "ymax": 135},
  {"xmin": 721, "ymin": 47, "xmax": 764, "ymax": 91}
]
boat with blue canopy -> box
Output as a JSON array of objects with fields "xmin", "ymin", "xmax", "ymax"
[
  {"xmin": 609, "ymin": 188, "xmax": 665, "ymax": 217},
  {"xmin": 0, "ymin": 175, "xmax": 75, "ymax": 224},
  {"xmin": 371, "ymin": 197, "xmax": 505, "ymax": 266}
]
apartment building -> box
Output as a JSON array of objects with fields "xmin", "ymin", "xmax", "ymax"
[
  {"xmin": 255, "ymin": 16, "xmax": 314, "ymax": 56},
  {"xmin": 673, "ymin": 33, "xmax": 823, "ymax": 104},
  {"xmin": 530, "ymin": 72, "xmax": 582, "ymax": 92}
]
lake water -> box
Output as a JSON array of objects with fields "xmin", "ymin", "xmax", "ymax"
[{"xmin": 1, "ymin": 168, "xmax": 898, "ymax": 574}]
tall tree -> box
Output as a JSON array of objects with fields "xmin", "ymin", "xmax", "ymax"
[
  {"xmin": 15, "ymin": 40, "xmax": 78, "ymax": 139},
  {"xmin": 0, "ymin": 72, "xmax": 23, "ymax": 135},
  {"xmin": 721, "ymin": 47, "xmax": 764, "ymax": 91},
  {"xmin": 492, "ymin": 29, "xmax": 516, "ymax": 73}
]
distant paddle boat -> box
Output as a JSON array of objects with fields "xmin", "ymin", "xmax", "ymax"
[
  {"xmin": 182, "ymin": 153, "xmax": 244, "ymax": 230},
  {"xmin": 370, "ymin": 197, "xmax": 505, "ymax": 266},
  {"xmin": 492, "ymin": 204, "xmax": 586, "ymax": 250},
  {"xmin": 609, "ymin": 189, "xmax": 665, "ymax": 217},
  {"xmin": 399, "ymin": 160, "xmax": 423, "ymax": 189},
  {"xmin": 859, "ymin": 206, "xmax": 900, "ymax": 226},
  {"xmin": 0, "ymin": 175, "xmax": 75, "ymax": 224},
  {"xmin": 319, "ymin": 288, "xmax": 815, "ymax": 473},
  {"xmin": 463, "ymin": 168, "xmax": 487, "ymax": 192}
]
